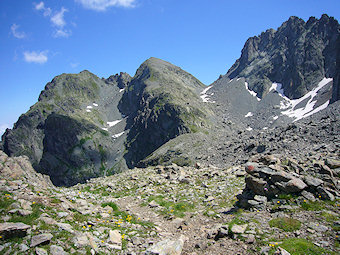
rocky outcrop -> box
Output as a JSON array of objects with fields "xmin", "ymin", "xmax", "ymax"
[
  {"xmin": 226, "ymin": 14, "xmax": 340, "ymax": 99},
  {"xmin": 237, "ymin": 155, "xmax": 339, "ymax": 209}
]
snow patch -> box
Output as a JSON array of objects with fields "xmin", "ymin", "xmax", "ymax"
[
  {"xmin": 245, "ymin": 112, "xmax": 253, "ymax": 118},
  {"xmin": 269, "ymin": 83, "xmax": 285, "ymax": 98},
  {"xmin": 280, "ymin": 78, "xmax": 332, "ymax": 121},
  {"xmin": 246, "ymin": 127, "xmax": 253, "ymax": 131},
  {"xmin": 107, "ymin": 120, "xmax": 122, "ymax": 127},
  {"xmin": 245, "ymin": 82, "xmax": 261, "ymax": 101},
  {"xmin": 112, "ymin": 131, "xmax": 124, "ymax": 139},
  {"xmin": 273, "ymin": 116, "xmax": 279, "ymax": 120},
  {"xmin": 93, "ymin": 103, "xmax": 98, "ymax": 107},
  {"xmin": 200, "ymin": 86, "xmax": 215, "ymax": 103}
]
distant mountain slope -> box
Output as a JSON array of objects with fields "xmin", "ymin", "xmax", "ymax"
[
  {"xmin": 1, "ymin": 71, "xmax": 131, "ymax": 186},
  {"xmin": 119, "ymin": 58, "xmax": 212, "ymax": 167},
  {"xmin": 226, "ymin": 14, "xmax": 340, "ymax": 99},
  {"xmin": 0, "ymin": 58, "xmax": 211, "ymax": 185}
]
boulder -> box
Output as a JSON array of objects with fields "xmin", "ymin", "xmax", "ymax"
[
  {"xmin": 146, "ymin": 236, "xmax": 185, "ymax": 255},
  {"xmin": 325, "ymin": 158, "xmax": 340, "ymax": 169},
  {"xmin": 0, "ymin": 222, "xmax": 30, "ymax": 239},
  {"xmin": 31, "ymin": 233, "xmax": 53, "ymax": 247},
  {"xmin": 231, "ymin": 224, "xmax": 248, "ymax": 234},
  {"xmin": 108, "ymin": 230, "xmax": 122, "ymax": 250},
  {"xmin": 50, "ymin": 245, "xmax": 69, "ymax": 255},
  {"xmin": 282, "ymin": 178, "xmax": 307, "ymax": 193}
]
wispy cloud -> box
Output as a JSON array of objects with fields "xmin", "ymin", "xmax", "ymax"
[
  {"xmin": 34, "ymin": 1, "xmax": 52, "ymax": 16},
  {"xmin": 54, "ymin": 29, "xmax": 71, "ymax": 38},
  {"xmin": 10, "ymin": 24, "xmax": 26, "ymax": 39},
  {"xmin": 34, "ymin": 2, "xmax": 71, "ymax": 38},
  {"xmin": 70, "ymin": 62, "xmax": 80, "ymax": 68},
  {"xmin": 76, "ymin": 0, "xmax": 136, "ymax": 11},
  {"xmin": 51, "ymin": 7, "xmax": 67, "ymax": 27},
  {"xmin": 23, "ymin": 50, "xmax": 48, "ymax": 64}
]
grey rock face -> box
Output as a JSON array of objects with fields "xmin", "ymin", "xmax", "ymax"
[
  {"xmin": 331, "ymin": 34, "xmax": 340, "ymax": 103},
  {"xmin": 226, "ymin": 14, "xmax": 340, "ymax": 99}
]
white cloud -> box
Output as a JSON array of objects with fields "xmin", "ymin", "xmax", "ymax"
[
  {"xmin": 70, "ymin": 62, "xmax": 80, "ymax": 68},
  {"xmin": 76, "ymin": 0, "xmax": 136, "ymax": 11},
  {"xmin": 34, "ymin": 3, "xmax": 71, "ymax": 37},
  {"xmin": 51, "ymin": 7, "xmax": 68, "ymax": 28},
  {"xmin": 54, "ymin": 29, "xmax": 71, "ymax": 38},
  {"xmin": 34, "ymin": 1, "xmax": 44, "ymax": 10},
  {"xmin": 10, "ymin": 24, "xmax": 26, "ymax": 39},
  {"xmin": 23, "ymin": 51, "xmax": 48, "ymax": 64},
  {"xmin": 34, "ymin": 1, "xmax": 51, "ymax": 16},
  {"xmin": 0, "ymin": 124, "xmax": 11, "ymax": 136}
]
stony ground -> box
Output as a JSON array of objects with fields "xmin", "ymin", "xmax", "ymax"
[{"xmin": 0, "ymin": 150, "xmax": 339, "ymax": 255}]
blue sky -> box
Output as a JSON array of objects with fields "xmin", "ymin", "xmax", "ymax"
[{"xmin": 1, "ymin": 0, "xmax": 339, "ymax": 135}]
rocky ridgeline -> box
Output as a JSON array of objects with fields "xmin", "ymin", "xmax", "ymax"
[{"xmin": 1, "ymin": 150, "xmax": 339, "ymax": 254}]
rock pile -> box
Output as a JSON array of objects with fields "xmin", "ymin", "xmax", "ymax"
[{"xmin": 237, "ymin": 155, "xmax": 339, "ymax": 210}]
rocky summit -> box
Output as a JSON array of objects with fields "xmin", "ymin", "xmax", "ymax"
[{"xmin": 0, "ymin": 14, "xmax": 340, "ymax": 254}]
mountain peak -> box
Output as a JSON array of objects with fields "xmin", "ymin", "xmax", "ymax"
[{"xmin": 226, "ymin": 14, "xmax": 340, "ymax": 99}]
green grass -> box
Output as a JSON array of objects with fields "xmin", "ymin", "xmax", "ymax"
[
  {"xmin": 147, "ymin": 195, "xmax": 195, "ymax": 218},
  {"xmin": 227, "ymin": 216, "xmax": 247, "ymax": 235},
  {"xmin": 321, "ymin": 211, "xmax": 338, "ymax": 223},
  {"xmin": 279, "ymin": 238, "xmax": 336, "ymax": 255},
  {"xmin": 269, "ymin": 217, "xmax": 301, "ymax": 232},
  {"xmin": 9, "ymin": 202, "xmax": 46, "ymax": 225},
  {"xmin": 101, "ymin": 202, "xmax": 119, "ymax": 211},
  {"xmin": 301, "ymin": 201, "xmax": 325, "ymax": 211}
]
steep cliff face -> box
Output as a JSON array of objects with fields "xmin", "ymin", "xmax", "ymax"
[
  {"xmin": 1, "ymin": 71, "xmax": 131, "ymax": 186},
  {"xmin": 226, "ymin": 14, "xmax": 340, "ymax": 99},
  {"xmin": 331, "ymin": 34, "xmax": 340, "ymax": 103},
  {"xmin": 120, "ymin": 58, "xmax": 211, "ymax": 167}
]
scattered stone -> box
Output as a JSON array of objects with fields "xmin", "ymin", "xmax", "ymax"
[
  {"xmin": 35, "ymin": 247, "xmax": 48, "ymax": 255},
  {"xmin": 231, "ymin": 224, "xmax": 248, "ymax": 234},
  {"xmin": 19, "ymin": 243, "xmax": 29, "ymax": 252},
  {"xmin": 56, "ymin": 223, "xmax": 74, "ymax": 234},
  {"xmin": 146, "ymin": 235, "xmax": 185, "ymax": 255},
  {"xmin": 274, "ymin": 247, "xmax": 291, "ymax": 255},
  {"xmin": 108, "ymin": 230, "xmax": 122, "ymax": 250},
  {"xmin": 149, "ymin": 200, "xmax": 159, "ymax": 208},
  {"xmin": 31, "ymin": 233, "xmax": 53, "ymax": 247},
  {"xmin": 57, "ymin": 212, "xmax": 69, "ymax": 218},
  {"xmin": 301, "ymin": 190, "xmax": 316, "ymax": 201},
  {"xmin": 73, "ymin": 233, "xmax": 89, "ymax": 248},
  {"xmin": 50, "ymin": 245, "xmax": 69, "ymax": 255},
  {"xmin": 325, "ymin": 158, "xmax": 340, "ymax": 169}
]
